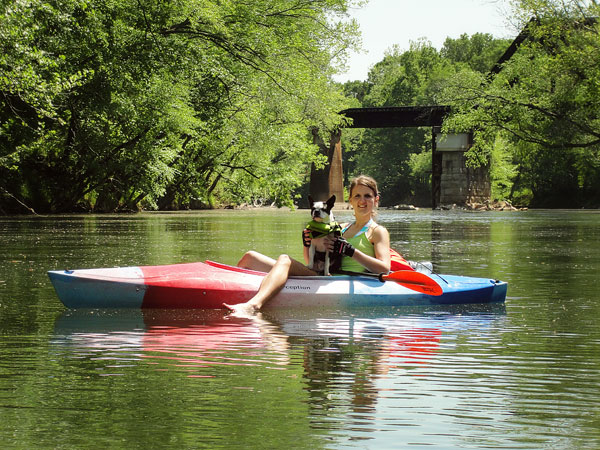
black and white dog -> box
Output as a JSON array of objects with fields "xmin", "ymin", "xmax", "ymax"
[{"xmin": 306, "ymin": 195, "xmax": 342, "ymax": 276}]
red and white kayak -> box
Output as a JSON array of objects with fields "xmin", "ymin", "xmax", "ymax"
[{"xmin": 47, "ymin": 260, "xmax": 507, "ymax": 309}]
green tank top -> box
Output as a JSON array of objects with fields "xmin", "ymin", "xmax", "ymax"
[{"xmin": 340, "ymin": 220, "xmax": 376, "ymax": 273}]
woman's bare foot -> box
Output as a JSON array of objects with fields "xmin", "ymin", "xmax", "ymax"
[{"xmin": 223, "ymin": 302, "xmax": 258, "ymax": 317}]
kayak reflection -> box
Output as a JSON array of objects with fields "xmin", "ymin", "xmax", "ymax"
[
  {"xmin": 52, "ymin": 305, "xmax": 505, "ymax": 378},
  {"xmin": 142, "ymin": 310, "xmax": 291, "ymax": 370}
]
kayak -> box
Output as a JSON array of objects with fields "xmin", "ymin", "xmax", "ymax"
[{"xmin": 47, "ymin": 260, "xmax": 507, "ymax": 309}]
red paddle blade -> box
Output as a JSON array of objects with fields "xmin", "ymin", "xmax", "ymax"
[{"xmin": 381, "ymin": 270, "xmax": 443, "ymax": 296}]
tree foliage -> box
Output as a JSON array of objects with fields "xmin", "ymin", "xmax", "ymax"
[
  {"xmin": 344, "ymin": 35, "xmax": 509, "ymax": 206},
  {"xmin": 0, "ymin": 0, "xmax": 360, "ymax": 213},
  {"xmin": 343, "ymin": 1, "xmax": 600, "ymax": 208},
  {"xmin": 440, "ymin": 0, "xmax": 600, "ymax": 207}
]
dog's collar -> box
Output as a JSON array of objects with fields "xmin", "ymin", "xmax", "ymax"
[{"xmin": 306, "ymin": 220, "xmax": 341, "ymax": 238}]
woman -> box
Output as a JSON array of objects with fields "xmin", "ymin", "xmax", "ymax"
[{"xmin": 224, "ymin": 175, "xmax": 391, "ymax": 314}]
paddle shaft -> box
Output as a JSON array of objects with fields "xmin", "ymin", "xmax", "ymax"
[
  {"xmin": 337, "ymin": 270, "xmax": 387, "ymax": 282},
  {"xmin": 336, "ymin": 269, "xmax": 443, "ymax": 296}
]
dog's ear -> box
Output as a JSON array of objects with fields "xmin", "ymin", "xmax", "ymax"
[
  {"xmin": 326, "ymin": 195, "xmax": 336, "ymax": 210},
  {"xmin": 308, "ymin": 196, "xmax": 314, "ymax": 208}
]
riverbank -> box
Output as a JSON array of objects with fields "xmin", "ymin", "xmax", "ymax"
[{"xmin": 437, "ymin": 200, "xmax": 528, "ymax": 211}]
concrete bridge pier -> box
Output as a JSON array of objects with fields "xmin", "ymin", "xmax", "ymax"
[
  {"xmin": 309, "ymin": 128, "xmax": 344, "ymax": 204},
  {"xmin": 432, "ymin": 127, "xmax": 490, "ymax": 207}
]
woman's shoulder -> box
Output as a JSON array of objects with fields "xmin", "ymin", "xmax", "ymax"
[{"xmin": 368, "ymin": 221, "xmax": 389, "ymax": 240}]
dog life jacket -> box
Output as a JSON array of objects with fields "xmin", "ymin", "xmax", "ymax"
[{"xmin": 306, "ymin": 220, "xmax": 341, "ymax": 239}]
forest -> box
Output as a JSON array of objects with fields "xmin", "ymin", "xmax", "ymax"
[{"xmin": 1, "ymin": 0, "xmax": 599, "ymax": 214}]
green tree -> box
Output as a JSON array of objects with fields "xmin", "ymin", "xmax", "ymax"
[
  {"xmin": 441, "ymin": 32, "xmax": 511, "ymax": 73},
  {"xmin": 440, "ymin": 1, "xmax": 600, "ymax": 207},
  {"xmin": 0, "ymin": 0, "xmax": 360, "ymax": 213},
  {"xmin": 344, "ymin": 35, "xmax": 508, "ymax": 205}
]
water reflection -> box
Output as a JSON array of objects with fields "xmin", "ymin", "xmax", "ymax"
[
  {"xmin": 52, "ymin": 309, "xmax": 291, "ymax": 376},
  {"xmin": 48, "ymin": 301, "xmax": 600, "ymax": 449},
  {"xmin": 52, "ymin": 305, "xmax": 505, "ymax": 383}
]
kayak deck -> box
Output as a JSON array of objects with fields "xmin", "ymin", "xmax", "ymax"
[{"xmin": 47, "ymin": 261, "xmax": 507, "ymax": 309}]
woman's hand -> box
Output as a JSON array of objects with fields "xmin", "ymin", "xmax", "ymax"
[
  {"xmin": 302, "ymin": 229, "xmax": 312, "ymax": 248},
  {"xmin": 332, "ymin": 237, "xmax": 356, "ymax": 257},
  {"xmin": 303, "ymin": 230, "xmax": 338, "ymax": 251},
  {"xmin": 310, "ymin": 235, "xmax": 337, "ymax": 252}
]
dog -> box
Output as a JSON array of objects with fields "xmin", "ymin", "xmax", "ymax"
[{"xmin": 306, "ymin": 195, "xmax": 342, "ymax": 276}]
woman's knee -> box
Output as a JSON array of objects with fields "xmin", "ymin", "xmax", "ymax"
[
  {"xmin": 242, "ymin": 250, "xmax": 261, "ymax": 261},
  {"xmin": 238, "ymin": 251, "xmax": 276, "ymax": 272},
  {"xmin": 275, "ymin": 254, "xmax": 292, "ymax": 268},
  {"xmin": 237, "ymin": 251, "xmax": 253, "ymax": 267},
  {"xmin": 238, "ymin": 251, "xmax": 263, "ymax": 268}
]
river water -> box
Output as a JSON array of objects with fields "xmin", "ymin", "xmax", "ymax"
[{"xmin": 1, "ymin": 209, "xmax": 599, "ymax": 449}]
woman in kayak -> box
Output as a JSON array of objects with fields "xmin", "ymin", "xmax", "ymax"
[{"xmin": 224, "ymin": 175, "xmax": 391, "ymax": 314}]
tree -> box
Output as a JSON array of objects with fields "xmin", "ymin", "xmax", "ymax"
[
  {"xmin": 0, "ymin": 0, "xmax": 360, "ymax": 213},
  {"xmin": 440, "ymin": 1, "xmax": 600, "ymax": 207},
  {"xmin": 344, "ymin": 35, "xmax": 508, "ymax": 205},
  {"xmin": 441, "ymin": 32, "xmax": 511, "ymax": 73}
]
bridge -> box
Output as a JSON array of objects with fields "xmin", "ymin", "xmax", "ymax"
[
  {"xmin": 310, "ymin": 21, "xmax": 542, "ymax": 208},
  {"xmin": 309, "ymin": 105, "xmax": 488, "ymax": 208},
  {"xmin": 340, "ymin": 106, "xmax": 449, "ymax": 128}
]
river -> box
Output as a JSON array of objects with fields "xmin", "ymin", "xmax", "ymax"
[{"xmin": 1, "ymin": 209, "xmax": 599, "ymax": 449}]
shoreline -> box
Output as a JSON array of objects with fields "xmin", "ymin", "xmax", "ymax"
[{"xmin": 5, "ymin": 205, "xmax": 600, "ymax": 219}]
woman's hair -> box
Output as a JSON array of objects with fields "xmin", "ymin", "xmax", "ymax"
[{"xmin": 349, "ymin": 175, "xmax": 379, "ymax": 198}]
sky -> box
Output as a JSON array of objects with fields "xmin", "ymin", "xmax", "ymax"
[{"xmin": 334, "ymin": 0, "xmax": 517, "ymax": 82}]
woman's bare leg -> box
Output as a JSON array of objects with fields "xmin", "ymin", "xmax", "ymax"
[
  {"xmin": 225, "ymin": 254, "xmax": 316, "ymax": 314},
  {"xmin": 237, "ymin": 251, "xmax": 276, "ymax": 272}
]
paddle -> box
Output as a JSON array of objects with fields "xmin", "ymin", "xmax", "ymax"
[{"xmin": 338, "ymin": 269, "xmax": 443, "ymax": 296}]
